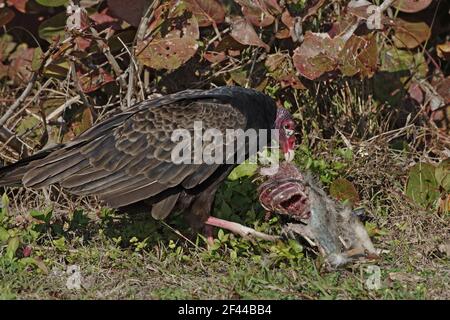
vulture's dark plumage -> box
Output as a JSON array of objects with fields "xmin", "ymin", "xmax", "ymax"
[{"xmin": 0, "ymin": 86, "xmax": 296, "ymax": 230}]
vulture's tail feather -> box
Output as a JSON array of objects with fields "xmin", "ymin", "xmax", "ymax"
[{"xmin": 0, "ymin": 145, "xmax": 62, "ymax": 187}]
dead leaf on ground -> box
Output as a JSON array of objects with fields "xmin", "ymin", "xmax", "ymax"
[
  {"xmin": 230, "ymin": 16, "xmax": 270, "ymax": 51},
  {"xmin": 393, "ymin": 19, "xmax": 431, "ymax": 49},
  {"xmin": 184, "ymin": 0, "xmax": 225, "ymax": 27}
]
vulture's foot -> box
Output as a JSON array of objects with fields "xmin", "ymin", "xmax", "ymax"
[{"xmin": 205, "ymin": 216, "xmax": 279, "ymax": 242}]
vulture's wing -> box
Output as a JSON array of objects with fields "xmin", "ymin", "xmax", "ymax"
[{"xmin": 17, "ymin": 97, "xmax": 246, "ymax": 211}]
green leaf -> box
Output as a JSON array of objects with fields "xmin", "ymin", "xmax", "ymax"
[
  {"xmin": 38, "ymin": 12, "xmax": 67, "ymax": 43},
  {"xmin": 228, "ymin": 161, "xmax": 258, "ymax": 181},
  {"xmin": 52, "ymin": 237, "xmax": 66, "ymax": 251},
  {"xmin": 1, "ymin": 193, "xmax": 9, "ymax": 217},
  {"xmin": 435, "ymin": 159, "xmax": 449, "ymax": 192},
  {"xmin": 406, "ymin": 163, "xmax": 439, "ymax": 208},
  {"xmin": 19, "ymin": 257, "xmax": 49, "ymax": 274},
  {"xmin": 43, "ymin": 58, "xmax": 70, "ymax": 79},
  {"xmin": 31, "ymin": 47, "xmax": 44, "ymax": 71},
  {"xmin": 36, "ymin": 0, "xmax": 68, "ymax": 7},
  {"xmin": 217, "ymin": 229, "xmax": 224, "ymax": 241},
  {"xmin": 6, "ymin": 236, "xmax": 20, "ymax": 260},
  {"xmin": 329, "ymin": 178, "xmax": 360, "ymax": 205},
  {"xmin": 0, "ymin": 226, "xmax": 9, "ymax": 244}
]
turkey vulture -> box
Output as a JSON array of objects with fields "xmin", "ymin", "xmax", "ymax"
[{"xmin": 0, "ymin": 86, "xmax": 296, "ymax": 238}]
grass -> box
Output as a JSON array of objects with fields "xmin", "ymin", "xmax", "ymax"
[
  {"xmin": 0, "ymin": 73, "xmax": 448, "ymax": 300},
  {"xmin": 0, "ymin": 133, "xmax": 448, "ymax": 300}
]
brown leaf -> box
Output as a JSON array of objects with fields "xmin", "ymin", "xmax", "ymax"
[
  {"xmin": 107, "ymin": 0, "xmax": 148, "ymax": 27},
  {"xmin": 437, "ymin": 42, "xmax": 450, "ymax": 61},
  {"xmin": 184, "ymin": 0, "xmax": 225, "ymax": 27},
  {"xmin": 303, "ymin": 0, "xmax": 325, "ymax": 20},
  {"xmin": 203, "ymin": 51, "xmax": 227, "ymax": 63},
  {"xmin": 408, "ymin": 82, "xmax": 424, "ymax": 104},
  {"xmin": 338, "ymin": 35, "xmax": 377, "ymax": 77},
  {"xmin": 281, "ymin": 10, "xmax": 303, "ymax": 42},
  {"xmin": 392, "ymin": 0, "xmax": 432, "ymax": 13},
  {"xmin": 90, "ymin": 8, "xmax": 118, "ymax": 25},
  {"xmin": 235, "ymin": 0, "xmax": 275, "ymax": 27},
  {"xmin": 388, "ymin": 272, "xmax": 423, "ymax": 284},
  {"xmin": 8, "ymin": 44, "xmax": 34, "ymax": 84},
  {"xmin": 136, "ymin": 15, "xmax": 200, "ymax": 70},
  {"xmin": 75, "ymin": 37, "xmax": 91, "ymax": 51},
  {"xmin": 433, "ymin": 77, "xmax": 450, "ymax": 105},
  {"xmin": 293, "ymin": 31, "xmax": 343, "ymax": 80},
  {"xmin": 7, "ymin": 0, "xmax": 28, "ymax": 13},
  {"xmin": 275, "ymin": 27, "xmax": 290, "ymax": 39},
  {"xmin": 393, "ymin": 19, "xmax": 431, "ymax": 49},
  {"xmin": 0, "ymin": 7, "xmax": 15, "ymax": 27},
  {"xmin": 265, "ymin": 52, "xmax": 305, "ymax": 89},
  {"xmin": 230, "ymin": 17, "xmax": 270, "ymax": 51},
  {"xmin": 77, "ymin": 67, "xmax": 115, "ymax": 93}
]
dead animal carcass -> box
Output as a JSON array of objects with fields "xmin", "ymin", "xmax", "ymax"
[{"xmin": 258, "ymin": 162, "xmax": 378, "ymax": 268}]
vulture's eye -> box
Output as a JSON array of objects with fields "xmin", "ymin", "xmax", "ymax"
[{"xmin": 284, "ymin": 125, "xmax": 294, "ymax": 137}]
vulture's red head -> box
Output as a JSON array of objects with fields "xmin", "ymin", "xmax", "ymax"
[{"xmin": 275, "ymin": 108, "xmax": 296, "ymax": 162}]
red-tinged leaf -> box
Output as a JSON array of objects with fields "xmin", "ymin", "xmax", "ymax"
[
  {"xmin": 78, "ymin": 67, "xmax": 115, "ymax": 93},
  {"xmin": 107, "ymin": 0, "xmax": 149, "ymax": 27},
  {"xmin": 303, "ymin": 0, "xmax": 325, "ymax": 19},
  {"xmin": 135, "ymin": 16, "xmax": 200, "ymax": 70},
  {"xmin": 433, "ymin": 77, "xmax": 450, "ymax": 105},
  {"xmin": 293, "ymin": 31, "xmax": 343, "ymax": 80},
  {"xmin": 0, "ymin": 8, "xmax": 15, "ymax": 27},
  {"xmin": 75, "ymin": 36, "xmax": 91, "ymax": 50},
  {"xmin": 203, "ymin": 51, "xmax": 227, "ymax": 63},
  {"xmin": 263, "ymin": 0, "xmax": 282, "ymax": 13},
  {"xmin": 23, "ymin": 245, "xmax": 32, "ymax": 257},
  {"xmin": 235, "ymin": 0, "xmax": 275, "ymax": 27},
  {"xmin": 281, "ymin": 10, "xmax": 303, "ymax": 42},
  {"xmin": 393, "ymin": 0, "xmax": 432, "ymax": 13},
  {"xmin": 278, "ymin": 74, "xmax": 305, "ymax": 89},
  {"xmin": 184, "ymin": 0, "xmax": 225, "ymax": 27},
  {"xmin": 8, "ymin": 45, "xmax": 34, "ymax": 84},
  {"xmin": 230, "ymin": 17, "xmax": 270, "ymax": 51},
  {"xmin": 393, "ymin": 19, "xmax": 431, "ymax": 49},
  {"xmin": 408, "ymin": 82, "xmax": 424, "ymax": 104},
  {"xmin": 90, "ymin": 8, "xmax": 118, "ymax": 25},
  {"xmin": 7, "ymin": 0, "xmax": 28, "ymax": 13}
]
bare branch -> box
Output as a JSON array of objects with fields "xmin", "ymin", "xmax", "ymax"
[
  {"xmin": 0, "ymin": 73, "xmax": 38, "ymax": 127},
  {"xmin": 0, "ymin": 126, "xmax": 30, "ymax": 157}
]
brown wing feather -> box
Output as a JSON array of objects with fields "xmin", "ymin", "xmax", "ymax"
[{"xmin": 19, "ymin": 99, "xmax": 246, "ymax": 208}]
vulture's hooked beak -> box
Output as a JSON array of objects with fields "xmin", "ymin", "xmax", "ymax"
[{"xmin": 284, "ymin": 149, "xmax": 295, "ymax": 162}]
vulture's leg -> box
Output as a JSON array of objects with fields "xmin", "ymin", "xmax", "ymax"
[{"xmin": 205, "ymin": 216, "xmax": 279, "ymax": 241}]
